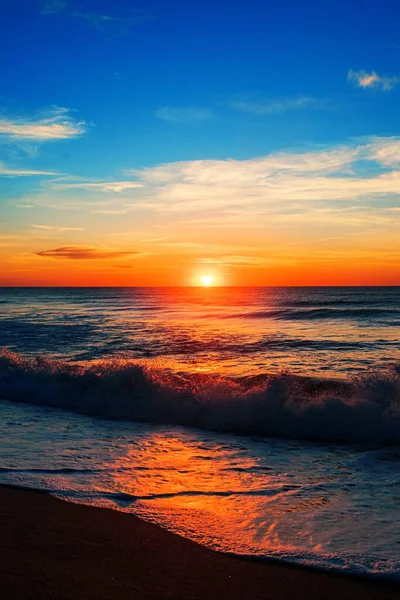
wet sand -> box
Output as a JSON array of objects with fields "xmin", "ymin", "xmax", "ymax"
[{"xmin": 0, "ymin": 485, "xmax": 398, "ymax": 600}]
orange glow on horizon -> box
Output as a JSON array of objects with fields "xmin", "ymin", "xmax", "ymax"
[{"xmin": 1, "ymin": 245, "xmax": 400, "ymax": 287}]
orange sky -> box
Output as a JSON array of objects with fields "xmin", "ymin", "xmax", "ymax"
[
  {"xmin": 1, "ymin": 246, "xmax": 399, "ymax": 287},
  {"xmin": 1, "ymin": 140, "xmax": 400, "ymax": 286}
]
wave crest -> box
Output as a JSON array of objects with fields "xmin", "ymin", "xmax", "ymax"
[{"xmin": 0, "ymin": 349, "xmax": 399, "ymax": 445}]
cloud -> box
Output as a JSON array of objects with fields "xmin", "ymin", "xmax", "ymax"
[
  {"xmin": 36, "ymin": 246, "xmax": 140, "ymax": 260},
  {"xmin": 231, "ymin": 96, "xmax": 321, "ymax": 115},
  {"xmin": 347, "ymin": 69, "xmax": 400, "ymax": 91},
  {"xmin": 90, "ymin": 209, "xmax": 130, "ymax": 214},
  {"xmin": 367, "ymin": 138, "xmax": 400, "ymax": 166},
  {"xmin": 132, "ymin": 146, "xmax": 360, "ymax": 186},
  {"xmin": 204, "ymin": 255, "xmax": 280, "ymax": 267},
  {"xmin": 50, "ymin": 180, "xmax": 142, "ymax": 192},
  {"xmin": 140, "ymin": 236, "xmax": 169, "ymax": 243},
  {"xmin": 155, "ymin": 107, "xmax": 213, "ymax": 123},
  {"xmin": 0, "ymin": 163, "xmax": 57, "ymax": 176},
  {"xmin": 0, "ymin": 234, "xmax": 26, "ymax": 248},
  {"xmin": 41, "ymin": 1, "xmax": 152, "ymax": 34},
  {"xmin": 30, "ymin": 224, "xmax": 85, "ymax": 232},
  {"xmin": 25, "ymin": 138, "xmax": 400, "ymax": 234},
  {"xmin": 119, "ymin": 139, "xmax": 400, "ymax": 227},
  {"xmin": 0, "ymin": 107, "xmax": 86, "ymax": 140}
]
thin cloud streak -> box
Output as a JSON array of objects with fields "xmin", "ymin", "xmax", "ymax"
[
  {"xmin": 231, "ymin": 96, "xmax": 321, "ymax": 115},
  {"xmin": 51, "ymin": 181, "xmax": 143, "ymax": 192},
  {"xmin": 0, "ymin": 163, "xmax": 57, "ymax": 177},
  {"xmin": 0, "ymin": 107, "xmax": 86, "ymax": 141},
  {"xmin": 155, "ymin": 107, "xmax": 213, "ymax": 123},
  {"xmin": 36, "ymin": 246, "xmax": 140, "ymax": 260},
  {"xmin": 30, "ymin": 224, "xmax": 85, "ymax": 232}
]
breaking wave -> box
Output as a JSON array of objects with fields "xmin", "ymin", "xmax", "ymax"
[{"xmin": 0, "ymin": 349, "xmax": 399, "ymax": 445}]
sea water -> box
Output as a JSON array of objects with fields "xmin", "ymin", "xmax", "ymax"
[{"xmin": 0, "ymin": 287, "xmax": 399, "ymax": 579}]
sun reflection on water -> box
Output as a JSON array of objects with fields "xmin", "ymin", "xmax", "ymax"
[
  {"xmin": 1, "ymin": 398, "xmax": 398, "ymax": 576},
  {"xmin": 106, "ymin": 429, "xmax": 354, "ymax": 557}
]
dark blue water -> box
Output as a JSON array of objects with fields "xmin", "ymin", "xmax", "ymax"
[{"xmin": 0, "ymin": 287, "xmax": 399, "ymax": 376}]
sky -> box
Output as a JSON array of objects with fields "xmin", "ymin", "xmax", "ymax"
[{"xmin": 1, "ymin": 0, "xmax": 400, "ymax": 286}]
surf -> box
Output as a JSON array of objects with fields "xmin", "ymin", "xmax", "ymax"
[{"xmin": 1, "ymin": 349, "xmax": 399, "ymax": 445}]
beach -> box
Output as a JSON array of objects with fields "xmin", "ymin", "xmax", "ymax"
[{"xmin": 0, "ymin": 485, "xmax": 398, "ymax": 600}]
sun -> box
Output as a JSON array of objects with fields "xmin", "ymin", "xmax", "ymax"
[{"xmin": 200, "ymin": 275, "xmax": 214, "ymax": 286}]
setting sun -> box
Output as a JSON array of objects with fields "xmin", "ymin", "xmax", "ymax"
[{"xmin": 200, "ymin": 275, "xmax": 214, "ymax": 286}]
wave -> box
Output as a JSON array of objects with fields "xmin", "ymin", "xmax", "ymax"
[
  {"xmin": 0, "ymin": 317, "xmax": 375, "ymax": 356},
  {"xmin": 0, "ymin": 467, "xmax": 102, "ymax": 475},
  {"xmin": 219, "ymin": 308, "xmax": 400, "ymax": 321},
  {"xmin": 0, "ymin": 349, "xmax": 399, "ymax": 445},
  {"xmin": 285, "ymin": 298, "xmax": 399, "ymax": 308}
]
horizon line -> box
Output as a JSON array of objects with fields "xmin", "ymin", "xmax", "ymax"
[{"xmin": 1, "ymin": 285, "xmax": 399, "ymax": 289}]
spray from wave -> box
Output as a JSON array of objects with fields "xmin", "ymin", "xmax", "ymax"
[{"xmin": 0, "ymin": 349, "xmax": 399, "ymax": 445}]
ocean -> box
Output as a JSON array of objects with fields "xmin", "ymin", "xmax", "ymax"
[{"xmin": 0, "ymin": 287, "xmax": 399, "ymax": 579}]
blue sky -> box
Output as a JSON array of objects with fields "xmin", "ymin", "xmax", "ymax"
[{"xmin": 1, "ymin": 0, "xmax": 400, "ymax": 285}]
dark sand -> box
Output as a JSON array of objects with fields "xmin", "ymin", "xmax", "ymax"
[{"xmin": 0, "ymin": 486, "xmax": 398, "ymax": 600}]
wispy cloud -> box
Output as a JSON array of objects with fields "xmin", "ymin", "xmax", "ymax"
[
  {"xmin": 367, "ymin": 138, "xmax": 400, "ymax": 166},
  {"xmin": 132, "ymin": 146, "xmax": 360, "ymax": 185},
  {"xmin": 90, "ymin": 209, "xmax": 130, "ymax": 215},
  {"xmin": 36, "ymin": 246, "xmax": 140, "ymax": 260},
  {"xmin": 41, "ymin": 1, "xmax": 152, "ymax": 34},
  {"xmin": 347, "ymin": 69, "xmax": 400, "ymax": 91},
  {"xmin": 0, "ymin": 162, "xmax": 57, "ymax": 177},
  {"xmin": 140, "ymin": 236, "xmax": 169, "ymax": 243},
  {"xmin": 0, "ymin": 106, "xmax": 86, "ymax": 141},
  {"xmin": 231, "ymin": 96, "xmax": 320, "ymax": 115},
  {"xmin": 0, "ymin": 234, "xmax": 26, "ymax": 248},
  {"xmin": 24, "ymin": 138, "xmax": 400, "ymax": 235},
  {"xmin": 120, "ymin": 139, "xmax": 400, "ymax": 222},
  {"xmin": 30, "ymin": 224, "xmax": 85, "ymax": 232},
  {"xmin": 155, "ymin": 107, "xmax": 213, "ymax": 123},
  {"xmin": 50, "ymin": 180, "xmax": 142, "ymax": 192}
]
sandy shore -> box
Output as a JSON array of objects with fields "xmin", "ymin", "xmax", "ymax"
[{"xmin": 0, "ymin": 486, "xmax": 398, "ymax": 600}]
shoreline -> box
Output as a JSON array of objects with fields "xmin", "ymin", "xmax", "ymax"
[{"xmin": 0, "ymin": 485, "xmax": 398, "ymax": 599}]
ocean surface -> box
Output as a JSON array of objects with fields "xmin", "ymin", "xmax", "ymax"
[{"xmin": 0, "ymin": 287, "xmax": 399, "ymax": 579}]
